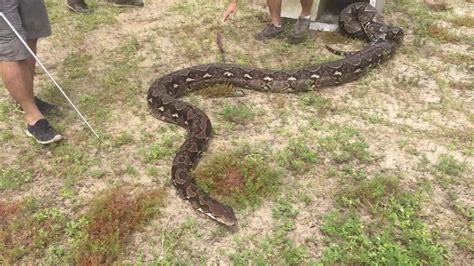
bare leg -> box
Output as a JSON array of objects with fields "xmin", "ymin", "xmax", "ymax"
[
  {"xmin": 300, "ymin": 0, "xmax": 313, "ymax": 17},
  {"xmin": 267, "ymin": 0, "xmax": 282, "ymax": 26},
  {"xmin": 0, "ymin": 59, "xmax": 43, "ymax": 125},
  {"xmin": 26, "ymin": 38, "xmax": 37, "ymax": 77}
]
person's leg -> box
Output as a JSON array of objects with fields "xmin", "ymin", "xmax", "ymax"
[
  {"xmin": 300, "ymin": 0, "xmax": 313, "ymax": 17},
  {"xmin": 0, "ymin": 0, "xmax": 41, "ymax": 124},
  {"xmin": 255, "ymin": 0, "xmax": 284, "ymax": 40},
  {"xmin": 26, "ymin": 38, "xmax": 37, "ymax": 77},
  {"xmin": 0, "ymin": 60, "xmax": 43, "ymax": 125},
  {"xmin": 1, "ymin": 58, "xmax": 62, "ymax": 144},
  {"xmin": 289, "ymin": 0, "xmax": 314, "ymax": 40},
  {"xmin": 19, "ymin": 0, "xmax": 59, "ymax": 114},
  {"xmin": 267, "ymin": 0, "xmax": 282, "ymax": 26},
  {"xmin": 11, "ymin": 0, "xmax": 62, "ymax": 143}
]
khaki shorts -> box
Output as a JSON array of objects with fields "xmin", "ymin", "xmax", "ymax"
[{"xmin": 0, "ymin": 0, "xmax": 51, "ymax": 61}]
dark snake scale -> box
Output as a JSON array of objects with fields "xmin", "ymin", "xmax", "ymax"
[{"xmin": 147, "ymin": 2, "xmax": 404, "ymax": 226}]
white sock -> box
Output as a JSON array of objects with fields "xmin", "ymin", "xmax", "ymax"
[
  {"xmin": 273, "ymin": 23, "xmax": 282, "ymax": 28},
  {"xmin": 302, "ymin": 15, "xmax": 311, "ymax": 19}
]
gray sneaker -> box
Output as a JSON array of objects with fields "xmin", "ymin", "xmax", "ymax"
[
  {"xmin": 66, "ymin": 0, "xmax": 92, "ymax": 14},
  {"xmin": 289, "ymin": 16, "xmax": 311, "ymax": 40},
  {"xmin": 255, "ymin": 24, "xmax": 284, "ymax": 40}
]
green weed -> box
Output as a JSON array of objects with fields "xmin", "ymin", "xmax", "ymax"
[
  {"xmin": 300, "ymin": 93, "xmax": 333, "ymax": 116},
  {"xmin": 194, "ymin": 147, "xmax": 281, "ymax": 210},
  {"xmin": 221, "ymin": 104, "xmax": 256, "ymax": 124},
  {"xmin": 142, "ymin": 135, "xmax": 179, "ymax": 163},
  {"xmin": 337, "ymin": 175, "xmax": 400, "ymax": 208},
  {"xmin": 316, "ymin": 125, "xmax": 373, "ymax": 165},
  {"xmin": 321, "ymin": 193, "xmax": 449, "ymax": 265},
  {"xmin": 0, "ymin": 167, "xmax": 33, "ymax": 190},
  {"xmin": 62, "ymin": 52, "xmax": 92, "ymax": 80},
  {"xmin": 230, "ymin": 200, "xmax": 308, "ymax": 264},
  {"xmin": 435, "ymin": 154, "xmax": 466, "ymax": 177},
  {"xmin": 450, "ymin": 15, "xmax": 474, "ymax": 28},
  {"xmin": 155, "ymin": 218, "xmax": 209, "ymax": 264},
  {"xmin": 277, "ymin": 138, "xmax": 319, "ymax": 174},
  {"xmin": 71, "ymin": 186, "xmax": 166, "ymax": 264},
  {"xmin": 0, "ymin": 199, "xmax": 66, "ymax": 263}
]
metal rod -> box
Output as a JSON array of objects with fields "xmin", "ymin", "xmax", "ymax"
[{"xmin": 0, "ymin": 12, "xmax": 101, "ymax": 140}]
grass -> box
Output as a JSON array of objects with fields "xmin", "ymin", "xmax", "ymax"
[
  {"xmin": 278, "ymin": 138, "xmax": 319, "ymax": 174},
  {"xmin": 450, "ymin": 15, "xmax": 474, "ymax": 27},
  {"xmin": 229, "ymin": 199, "xmax": 309, "ymax": 265},
  {"xmin": 435, "ymin": 154, "xmax": 466, "ymax": 177},
  {"xmin": 0, "ymin": 198, "xmax": 66, "ymax": 263},
  {"xmin": 321, "ymin": 175, "xmax": 449, "ymax": 264},
  {"xmin": 0, "ymin": 167, "xmax": 33, "ymax": 190},
  {"xmin": 336, "ymin": 174, "xmax": 400, "ymax": 208},
  {"xmin": 220, "ymin": 104, "xmax": 256, "ymax": 124},
  {"xmin": 321, "ymin": 207, "xmax": 447, "ymax": 265},
  {"xmin": 70, "ymin": 186, "xmax": 166, "ymax": 264},
  {"xmin": 62, "ymin": 52, "xmax": 93, "ymax": 80},
  {"xmin": 299, "ymin": 93, "xmax": 334, "ymax": 116},
  {"xmin": 194, "ymin": 147, "xmax": 282, "ymax": 210},
  {"xmin": 0, "ymin": 186, "xmax": 166, "ymax": 264},
  {"xmin": 156, "ymin": 218, "xmax": 209, "ymax": 264},
  {"xmin": 141, "ymin": 134, "xmax": 180, "ymax": 163},
  {"xmin": 315, "ymin": 125, "xmax": 373, "ymax": 165},
  {"xmin": 427, "ymin": 24, "xmax": 461, "ymax": 43}
]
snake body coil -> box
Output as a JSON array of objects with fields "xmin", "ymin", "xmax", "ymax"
[{"xmin": 147, "ymin": 2, "xmax": 404, "ymax": 226}]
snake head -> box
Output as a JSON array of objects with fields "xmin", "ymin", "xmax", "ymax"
[{"xmin": 207, "ymin": 201, "xmax": 238, "ymax": 226}]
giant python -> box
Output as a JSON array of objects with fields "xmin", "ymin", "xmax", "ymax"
[{"xmin": 147, "ymin": 2, "xmax": 404, "ymax": 226}]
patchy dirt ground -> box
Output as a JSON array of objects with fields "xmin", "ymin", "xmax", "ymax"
[{"xmin": 1, "ymin": 0, "xmax": 473, "ymax": 264}]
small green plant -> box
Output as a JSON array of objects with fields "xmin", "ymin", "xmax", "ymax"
[
  {"xmin": 0, "ymin": 199, "xmax": 66, "ymax": 263},
  {"xmin": 278, "ymin": 138, "xmax": 318, "ymax": 174},
  {"xmin": 272, "ymin": 199, "xmax": 299, "ymax": 220},
  {"xmin": 436, "ymin": 154, "xmax": 466, "ymax": 177},
  {"xmin": 321, "ymin": 201, "xmax": 448, "ymax": 265},
  {"xmin": 427, "ymin": 24, "xmax": 460, "ymax": 43},
  {"xmin": 113, "ymin": 132, "xmax": 134, "ymax": 147},
  {"xmin": 194, "ymin": 147, "xmax": 281, "ymax": 210},
  {"xmin": 0, "ymin": 167, "xmax": 33, "ymax": 190},
  {"xmin": 229, "ymin": 200, "xmax": 307, "ymax": 264},
  {"xmin": 300, "ymin": 93, "xmax": 333, "ymax": 116},
  {"xmin": 317, "ymin": 125, "xmax": 373, "ymax": 164},
  {"xmin": 322, "ymin": 173, "xmax": 450, "ymax": 265},
  {"xmin": 156, "ymin": 218, "xmax": 212, "ymax": 264},
  {"xmin": 71, "ymin": 186, "xmax": 166, "ymax": 264},
  {"xmin": 337, "ymin": 175, "xmax": 400, "ymax": 208},
  {"xmin": 142, "ymin": 135, "xmax": 179, "ymax": 163},
  {"xmin": 450, "ymin": 15, "xmax": 474, "ymax": 27},
  {"xmin": 62, "ymin": 52, "xmax": 92, "ymax": 80}
]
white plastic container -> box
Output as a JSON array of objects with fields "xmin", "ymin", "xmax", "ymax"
[{"xmin": 276, "ymin": 0, "xmax": 386, "ymax": 31}]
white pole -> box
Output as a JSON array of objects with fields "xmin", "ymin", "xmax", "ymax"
[{"xmin": 0, "ymin": 12, "xmax": 101, "ymax": 140}]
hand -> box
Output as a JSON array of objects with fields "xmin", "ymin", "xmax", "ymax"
[{"xmin": 223, "ymin": 2, "xmax": 237, "ymax": 22}]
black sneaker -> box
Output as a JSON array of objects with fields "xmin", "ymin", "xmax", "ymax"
[
  {"xmin": 255, "ymin": 24, "xmax": 284, "ymax": 40},
  {"xmin": 18, "ymin": 97, "xmax": 60, "ymax": 115},
  {"xmin": 26, "ymin": 119, "xmax": 63, "ymax": 145},
  {"xmin": 289, "ymin": 16, "xmax": 311, "ymax": 40},
  {"xmin": 34, "ymin": 97, "xmax": 60, "ymax": 114},
  {"xmin": 67, "ymin": 0, "xmax": 92, "ymax": 14},
  {"xmin": 109, "ymin": 0, "xmax": 144, "ymax": 7}
]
